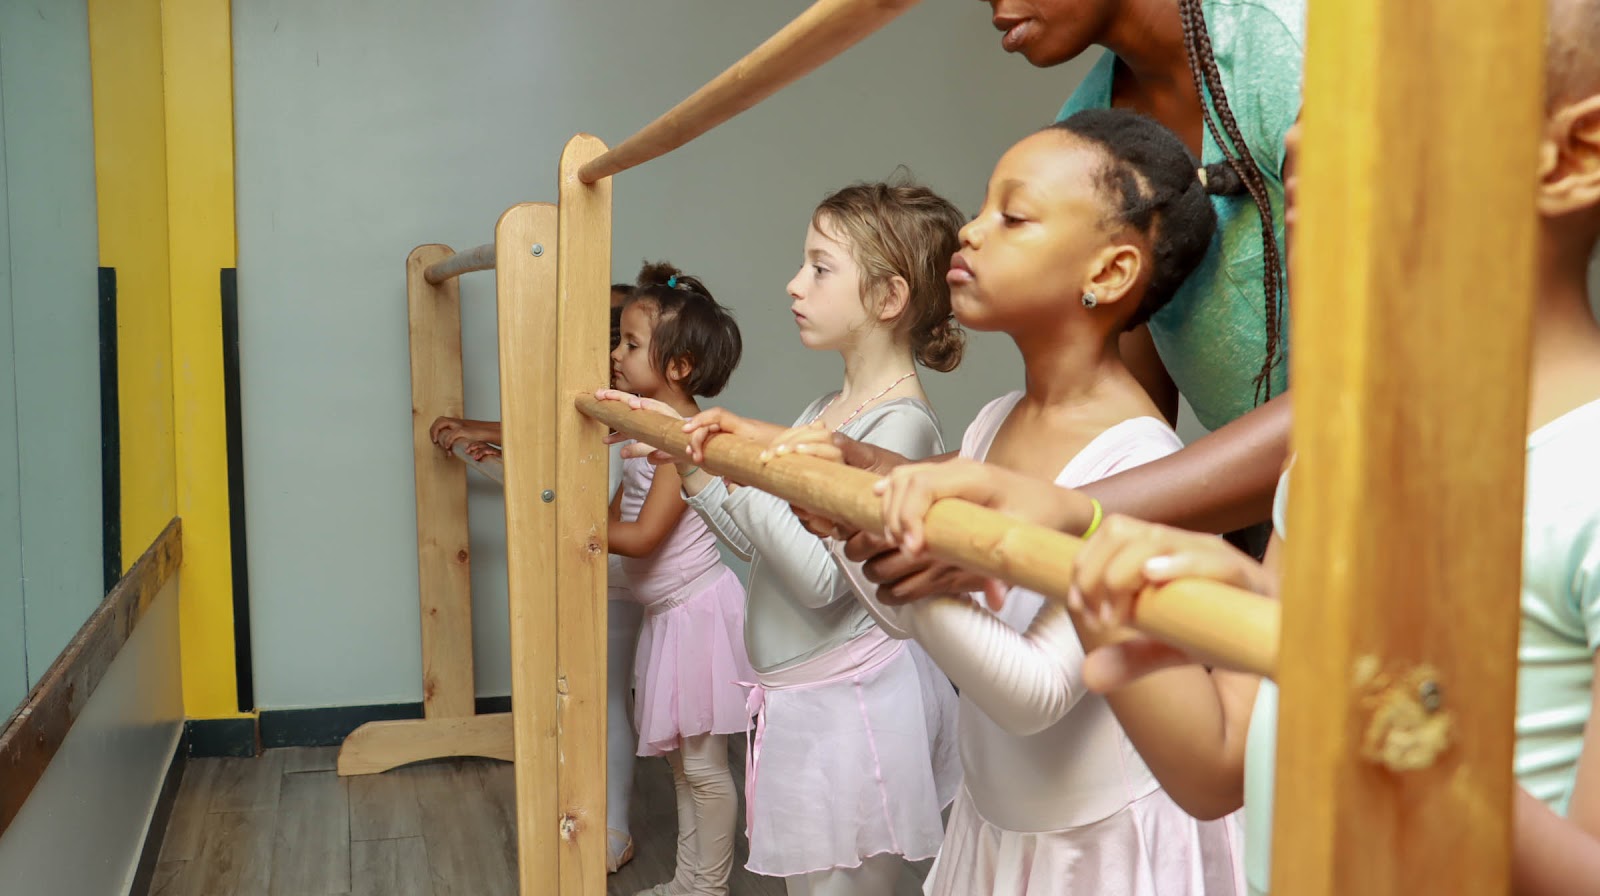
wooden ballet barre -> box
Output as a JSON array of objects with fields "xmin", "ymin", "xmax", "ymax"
[
  {"xmin": 578, "ymin": 0, "xmax": 923, "ymax": 183},
  {"xmin": 422, "ymin": 242, "xmax": 497, "ymax": 285},
  {"xmin": 450, "ymin": 440, "xmax": 504, "ymax": 484},
  {"xmin": 577, "ymin": 393, "xmax": 1279, "ymax": 677}
]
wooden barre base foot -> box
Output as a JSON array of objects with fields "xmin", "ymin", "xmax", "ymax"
[{"xmin": 336, "ymin": 712, "xmax": 513, "ymax": 776}]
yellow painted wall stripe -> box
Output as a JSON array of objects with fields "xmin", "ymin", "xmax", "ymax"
[
  {"xmin": 86, "ymin": 0, "xmax": 177, "ymax": 569},
  {"xmin": 162, "ymin": 0, "xmax": 249, "ymax": 719}
]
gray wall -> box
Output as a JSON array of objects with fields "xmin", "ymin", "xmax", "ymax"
[
  {"xmin": 232, "ymin": 0, "xmax": 1096, "ymax": 710},
  {"xmin": 0, "ymin": 0, "xmax": 106, "ymax": 714},
  {"xmin": 0, "ymin": 580, "xmax": 185, "ymax": 896}
]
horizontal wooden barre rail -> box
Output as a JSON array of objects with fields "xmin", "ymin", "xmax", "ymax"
[
  {"xmin": 423, "ymin": 243, "xmax": 496, "ymax": 285},
  {"xmin": 577, "ymin": 394, "xmax": 1279, "ymax": 677},
  {"xmin": 450, "ymin": 440, "xmax": 504, "ymax": 484},
  {"xmin": 578, "ymin": 0, "xmax": 923, "ymax": 183}
]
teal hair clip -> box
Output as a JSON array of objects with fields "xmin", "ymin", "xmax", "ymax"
[{"xmin": 667, "ymin": 275, "xmax": 679, "ymax": 288}]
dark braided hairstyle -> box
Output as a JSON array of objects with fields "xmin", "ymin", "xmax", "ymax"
[
  {"xmin": 1049, "ymin": 109, "xmax": 1222, "ymax": 328},
  {"xmin": 1177, "ymin": 0, "xmax": 1286, "ymax": 404}
]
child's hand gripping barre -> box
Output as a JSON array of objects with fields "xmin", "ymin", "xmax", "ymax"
[{"xmin": 577, "ymin": 391, "xmax": 1281, "ymax": 679}]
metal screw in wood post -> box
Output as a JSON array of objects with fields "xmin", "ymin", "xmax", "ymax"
[
  {"xmin": 541, "ymin": 489, "xmax": 555, "ymax": 503},
  {"xmin": 1419, "ymin": 680, "xmax": 1442, "ymax": 713},
  {"xmin": 531, "ymin": 244, "xmax": 544, "ymax": 257}
]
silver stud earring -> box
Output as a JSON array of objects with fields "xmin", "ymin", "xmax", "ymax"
[{"xmin": 1081, "ymin": 291, "xmax": 1098, "ymax": 309}]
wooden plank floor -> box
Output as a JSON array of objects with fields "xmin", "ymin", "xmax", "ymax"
[{"xmin": 154, "ymin": 738, "xmax": 932, "ymax": 895}]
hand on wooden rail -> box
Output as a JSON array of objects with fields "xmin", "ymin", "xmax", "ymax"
[
  {"xmin": 762, "ymin": 423, "xmax": 917, "ymax": 543},
  {"xmin": 577, "ymin": 391, "xmax": 1280, "ymax": 678},
  {"xmin": 430, "ymin": 416, "xmax": 502, "ymax": 454},
  {"xmin": 681, "ymin": 408, "xmax": 788, "ymax": 466},
  {"xmin": 1066, "ymin": 515, "xmax": 1277, "ymax": 692},
  {"xmin": 595, "ymin": 391, "xmax": 772, "ymax": 490},
  {"xmin": 877, "ymin": 458, "xmax": 1092, "ymax": 556},
  {"xmin": 596, "ymin": 389, "xmax": 684, "ymax": 465},
  {"xmin": 762, "ymin": 425, "xmax": 911, "ymax": 477},
  {"xmin": 757, "ymin": 425, "xmax": 1087, "ymax": 608},
  {"xmin": 834, "ymin": 457, "xmax": 1094, "ymax": 608}
]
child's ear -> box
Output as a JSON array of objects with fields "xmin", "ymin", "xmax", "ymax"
[
  {"xmin": 1538, "ymin": 94, "xmax": 1600, "ymax": 217},
  {"xmin": 876, "ymin": 276, "xmax": 911, "ymax": 324},
  {"xmin": 666, "ymin": 354, "xmax": 695, "ymax": 387},
  {"xmin": 1084, "ymin": 242, "xmax": 1143, "ymax": 309}
]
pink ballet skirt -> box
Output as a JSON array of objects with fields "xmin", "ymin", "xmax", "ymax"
[
  {"xmin": 742, "ymin": 627, "xmax": 961, "ymax": 877},
  {"xmin": 926, "ymin": 785, "xmax": 1244, "ymax": 895},
  {"xmin": 630, "ymin": 565, "xmax": 755, "ymax": 757}
]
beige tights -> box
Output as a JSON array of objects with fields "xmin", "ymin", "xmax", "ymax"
[{"xmin": 662, "ymin": 733, "xmax": 736, "ymax": 896}]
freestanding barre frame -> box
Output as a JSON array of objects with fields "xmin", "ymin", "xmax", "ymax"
[
  {"xmin": 337, "ymin": 242, "xmax": 516, "ymax": 777},
  {"xmin": 341, "ymin": 185, "xmax": 614, "ymax": 896}
]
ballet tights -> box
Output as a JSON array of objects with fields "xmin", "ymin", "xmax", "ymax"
[
  {"xmin": 607, "ymin": 594, "xmax": 643, "ymax": 837},
  {"xmin": 661, "ymin": 733, "xmax": 738, "ymax": 896}
]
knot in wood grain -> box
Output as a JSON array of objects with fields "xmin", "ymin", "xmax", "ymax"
[{"xmin": 1354, "ymin": 656, "xmax": 1453, "ymax": 773}]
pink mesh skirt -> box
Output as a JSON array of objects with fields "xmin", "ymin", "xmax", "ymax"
[
  {"xmin": 925, "ymin": 784, "xmax": 1245, "ymax": 896},
  {"xmin": 743, "ymin": 630, "xmax": 961, "ymax": 877},
  {"xmin": 630, "ymin": 565, "xmax": 755, "ymax": 757}
]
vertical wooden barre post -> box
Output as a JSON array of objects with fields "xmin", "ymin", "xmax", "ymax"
[
  {"xmin": 496, "ymin": 203, "xmax": 562, "ymax": 896},
  {"xmin": 1272, "ymin": 0, "xmax": 1544, "ymax": 893},
  {"xmin": 556, "ymin": 134, "xmax": 612, "ymax": 895},
  {"xmin": 406, "ymin": 244, "xmax": 475, "ymax": 721}
]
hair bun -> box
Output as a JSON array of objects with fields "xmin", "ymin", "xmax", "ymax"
[
  {"xmin": 635, "ymin": 260, "xmax": 683, "ymax": 289},
  {"xmin": 1199, "ymin": 161, "xmax": 1246, "ymax": 196},
  {"xmin": 915, "ymin": 318, "xmax": 966, "ymax": 373}
]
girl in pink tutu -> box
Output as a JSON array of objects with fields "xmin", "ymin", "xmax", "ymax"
[
  {"xmin": 604, "ymin": 182, "xmax": 966, "ymax": 895},
  {"xmin": 606, "ymin": 262, "xmax": 754, "ymax": 896}
]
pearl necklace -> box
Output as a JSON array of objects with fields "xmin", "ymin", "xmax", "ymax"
[{"xmin": 818, "ymin": 371, "xmax": 917, "ymax": 432}]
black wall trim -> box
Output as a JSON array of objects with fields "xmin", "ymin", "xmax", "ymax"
[
  {"xmin": 186, "ymin": 716, "xmax": 258, "ymax": 759},
  {"xmin": 98, "ymin": 267, "xmax": 121, "ymax": 594},
  {"xmin": 260, "ymin": 696, "xmax": 513, "ymax": 748},
  {"xmin": 220, "ymin": 267, "xmax": 254, "ymax": 714},
  {"xmin": 128, "ymin": 728, "xmax": 188, "ymax": 896},
  {"xmin": 190, "ymin": 697, "xmax": 515, "ymax": 755}
]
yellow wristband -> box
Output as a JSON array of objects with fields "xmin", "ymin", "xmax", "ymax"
[{"xmin": 1081, "ymin": 497, "xmax": 1104, "ymax": 540}]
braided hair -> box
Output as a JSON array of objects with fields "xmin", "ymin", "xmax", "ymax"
[
  {"xmin": 1177, "ymin": 0, "xmax": 1286, "ymax": 405},
  {"xmin": 1049, "ymin": 109, "xmax": 1222, "ymax": 328}
]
